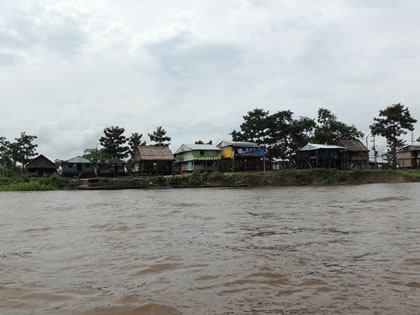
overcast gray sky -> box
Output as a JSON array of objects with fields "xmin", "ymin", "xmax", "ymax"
[{"xmin": 1, "ymin": 0, "xmax": 419, "ymax": 159}]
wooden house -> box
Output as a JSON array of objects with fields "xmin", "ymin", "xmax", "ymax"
[
  {"xmin": 296, "ymin": 143, "xmax": 344, "ymax": 169},
  {"xmin": 217, "ymin": 141, "xmax": 265, "ymax": 171},
  {"xmin": 397, "ymin": 145, "xmax": 420, "ymax": 168},
  {"xmin": 174, "ymin": 144, "xmax": 221, "ymax": 172},
  {"xmin": 97, "ymin": 158, "xmax": 126, "ymax": 176},
  {"xmin": 335, "ymin": 139, "xmax": 369, "ymax": 169},
  {"xmin": 25, "ymin": 154, "xmax": 57, "ymax": 177},
  {"xmin": 132, "ymin": 145, "xmax": 174, "ymax": 175},
  {"xmin": 61, "ymin": 156, "xmax": 95, "ymax": 177}
]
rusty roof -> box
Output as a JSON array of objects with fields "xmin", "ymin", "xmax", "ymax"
[
  {"xmin": 25, "ymin": 155, "xmax": 57, "ymax": 169},
  {"xmin": 335, "ymin": 139, "xmax": 369, "ymax": 152}
]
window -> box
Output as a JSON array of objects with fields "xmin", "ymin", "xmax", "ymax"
[{"xmin": 200, "ymin": 150, "xmax": 204, "ymax": 157}]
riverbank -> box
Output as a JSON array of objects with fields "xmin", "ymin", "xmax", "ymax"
[{"xmin": 1, "ymin": 169, "xmax": 420, "ymax": 191}]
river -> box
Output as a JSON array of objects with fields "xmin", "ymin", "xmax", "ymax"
[{"xmin": 1, "ymin": 183, "xmax": 420, "ymax": 314}]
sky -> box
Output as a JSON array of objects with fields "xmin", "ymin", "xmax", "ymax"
[{"xmin": 1, "ymin": 0, "xmax": 420, "ymax": 160}]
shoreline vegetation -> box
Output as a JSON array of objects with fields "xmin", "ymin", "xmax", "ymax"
[{"xmin": 1, "ymin": 169, "xmax": 420, "ymax": 192}]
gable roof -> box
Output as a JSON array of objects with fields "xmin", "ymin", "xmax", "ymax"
[
  {"xmin": 299, "ymin": 143, "xmax": 344, "ymax": 152},
  {"xmin": 134, "ymin": 145, "xmax": 174, "ymax": 161},
  {"xmin": 175, "ymin": 144, "xmax": 221, "ymax": 154},
  {"xmin": 65, "ymin": 156, "xmax": 91, "ymax": 163},
  {"xmin": 26, "ymin": 155, "xmax": 57, "ymax": 169},
  {"xmin": 335, "ymin": 139, "xmax": 368, "ymax": 152},
  {"xmin": 216, "ymin": 141, "xmax": 261, "ymax": 148}
]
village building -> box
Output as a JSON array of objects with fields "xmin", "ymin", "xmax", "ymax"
[
  {"xmin": 97, "ymin": 158, "xmax": 126, "ymax": 176},
  {"xmin": 335, "ymin": 139, "xmax": 369, "ymax": 169},
  {"xmin": 132, "ymin": 145, "xmax": 174, "ymax": 175},
  {"xmin": 25, "ymin": 154, "xmax": 57, "ymax": 177},
  {"xmin": 217, "ymin": 141, "xmax": 265, "ymax": 171},
  {"xmin": 61, "ymin": 156, "xmax": 95, "ymax": 177},
  {"xmin": 397, "ymin": 145, "xmax": 420, "ymax": 168},
  {"xmin": 174, "ymin": 144, "xmax": 221, "ymax": 172},
  {"xmin": 296, "ymin": 143, "xmax": 344, "ymax": 169}
]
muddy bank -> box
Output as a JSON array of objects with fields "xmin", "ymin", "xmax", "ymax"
[{"xmin": 78, "ymin": 169, "xmax": 420, "ymax": 190}]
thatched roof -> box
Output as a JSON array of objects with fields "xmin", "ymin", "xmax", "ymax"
[
  {"xmin": 26, "ymin": 155, "xmax": 57, "ymax": 169},
  {"xmin": 335, "ymin": 139, "xmax": 368, "ymax": 152},
  {"xmin": 134, "ymin": 145, "xmax": 174, "ymax": 161}
]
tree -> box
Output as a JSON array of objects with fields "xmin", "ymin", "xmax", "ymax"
[
  {"xmin": 370, "ymin": 103, "xmax": 417, "ymax": 168},
  {"xmin": 82, "ymin": 148, "xmax": 106, "ymax": 164},
  {"xmin": 312, "ymin": 108, "xmax": 364, "ymax": 144},
  {"xmin": 417, "ymin": 136, "xmax": 420, "ymax": 143},
  {"xmin": 0, "ymin": 137, "xmax": 13, "ymax": 176},
  {"xmin": 231, "ymin": 108, "xmax": 271, "ymax": 144},
  {"xmin": 10, "ymin": 132, "xmax": 38, "ymax": 170},
  {"xmin": 99, "ymin": 126, "xmax": 129, "ymax": 159},
  {"xmin": 148, "ymin": 126, "xmax": 171, "ymax": 146},
  {"xmin": 128, "ymin": 132, "xmax": 146, "ymax": 158},
  {"xmin": 195, "ymin": 140, "xmax": 213, "ymax": 145}
]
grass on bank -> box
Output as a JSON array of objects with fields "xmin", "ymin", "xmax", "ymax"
[
  {"xmin": 395, "ymin": 168, "xmax": 420, "ymax": 177},
  {"xmin": 0, "ymin": 175, "xmax": 73, "ymax": 191}
]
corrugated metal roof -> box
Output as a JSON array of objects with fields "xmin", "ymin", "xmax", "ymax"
[
  {"xmin": 66, "ymin": 156, "xmax": 91, "ymax": 163},
  {"xmin": 216, "ymin": 141, "xmax": 261, "ymax": 148},
  {"xmin": 299, "ymin": 143, "xmax": 344, "ymax": 151},
  {"xmin": 335, "ymin": 139, "xmax": 368, "ymax": 152},
  {"xmin": 175, "ymin": 144, "xmax": 221, "ymax": 154},
  {"xmin": 134, "ymin": 145, "xmax": 174, "ymax": 161}
]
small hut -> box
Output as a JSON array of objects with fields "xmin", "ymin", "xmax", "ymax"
[
  {"xmin": 97, "ymin": 158, "xmax": 126, "ymax": 176},
  {"xmin": 62, "ymin": 156, "xmax": 95, "ymax": 177},
  {"xmin": 217, "ymin": 141, "xmax": 265, "ymax": 171},
  {"xmin": 132, "ymin": 145, "xmax": 174, "ymax": 175},
  {"xmin": 174, "ymin": 144, "xmax": 221, "ymax": 172},
  {"xmin": 335, "ymin": 139, "xmax": 369, "ymax": 169},
  {"xmin": 25, "ymin": 155, "xmax": 57, "ymax": 177},
  {"xmin": 397, "ymin": 145, "xmax": 420, "ymax": 168},
  {"xmin": 296, "ymin": 143, "xmax": 344, "ymax": 169}
]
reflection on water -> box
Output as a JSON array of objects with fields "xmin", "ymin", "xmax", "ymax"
[{"xmin": 1, "ymin": 183, "xmax": 420, "ymax": 314}]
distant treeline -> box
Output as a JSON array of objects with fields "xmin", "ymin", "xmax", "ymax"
[{"xmin": 0, "ymin": 103, "xmax": 417, "ymax": 176}]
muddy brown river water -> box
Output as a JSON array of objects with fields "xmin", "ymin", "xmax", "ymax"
[{"xmin": 1, "ymin": 183, "xmax": 420, "ymax": 314}]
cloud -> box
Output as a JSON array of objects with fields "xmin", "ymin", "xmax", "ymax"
[{"xmin": 0, "ymin": 0, "xmax": 419, "ymax": 159}]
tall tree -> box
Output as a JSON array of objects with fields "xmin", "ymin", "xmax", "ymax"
[
  {"xmin": 128, "ymin": 132, "xmax": 146, "ymax": 158},
  {"xmin": 0, "ymin": 137, "xmax": 13, "ymax": 176},
  {"xmin": 148, "ymin": 126, "xmax": 171, "ymax": 146},
  {"xmin": 370, "ymin": 103, "xmax": 417, "ymax": 168},
  {"xmin": 312, "ymin": 108, "xmax": 363, "ymax": 144},
  {"xmin": 99, "ymin": 126, "xmax": 129, "ymax": 159},
  {"xmin": 231, "ymin": 108, "xmax": 270, "ymax": 144},
  {"xmin": 10, "ymin": 132, "xmax": 38, "ymax": 170}
]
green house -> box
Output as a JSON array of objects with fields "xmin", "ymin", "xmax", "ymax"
[
  {"xmin": 62, "ymin": 156, "xmax": 95, "ymax": 177},
  {"xmin": 174, "ymin": 144, "xmax": 221, "ymax": 172}
]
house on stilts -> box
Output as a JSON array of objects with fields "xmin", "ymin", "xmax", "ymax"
[
  {"xmin": 132, "ymin": 145, "xmax": 174, "ymax": 175},
  {"xmin": 174, "ymin": 144, "xmax": 221, "ymax": 172}
]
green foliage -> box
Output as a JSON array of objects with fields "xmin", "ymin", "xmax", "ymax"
[
  {"xmin": 128, "ymin": 132, "xmax": 146, "ymax": 158},
  {"xmin": 0, "ymin": 175, "xmax": 72, "ymax": 191},
  {"xmin": 148, "ymin": 126, "xmax": 171, "ymax": 146},
  {"xmin": 83, "ymin": 148, "xmax": 106, "ymax": 164},
  {"xmin": 188, "ymin": 171, "xmax": 202, "ymax": 186},
  {"xmin": 370, "ymin": 103, "xmax": 417, "ymax": 168},
  {"xmin": 312, "ymin": 108, "xmax": 364, "ymax": 144},
  {"xmin": 231, "ymin": 108, "xmax": 271, "ymax": 144},
  {"xmin": 99, "ymin": 126, "xmax": 129, "ymax": 159}
]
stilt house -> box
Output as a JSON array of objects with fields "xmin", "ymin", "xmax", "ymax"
[
  {"xmin": 296, "ymin": 143, "xmax": 344, "ymax": 169},
  {"xmin": 397, "ymin": 145, "xmax": 420, "ymax": 168},
  {"xmin": 174, "ymin": 144, "xmax": 221, "ymax": 172},
  {"xmin": 25, "ymin": 155, "xmax": 57, "ymax": 177},
  {"xmin": 97, "ymin": 158, "xmax": 126, "ymax": 176},
  {"xmin": 217, "ymin": 141, "xmax": 265, "ymax": 171},
  {"xmin": 132, "ymin": 145, "xmax": 174, "ymax": 175},
  {"xmin": 335, "ymin": 139, "xmax": 369, "ymax": 169},
  {"xmin": 61, "ymin": 156, "xmax": 95, "ymax": 177}
]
